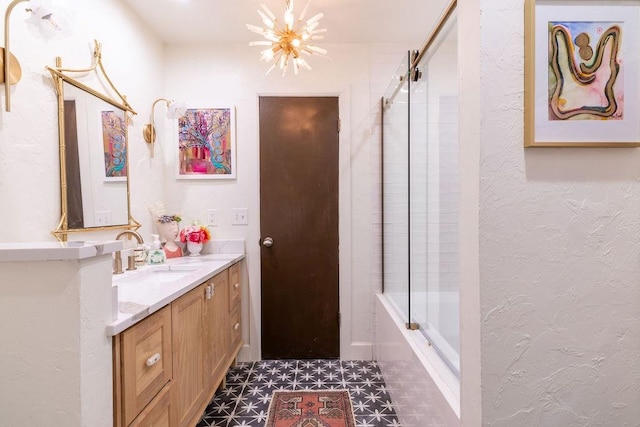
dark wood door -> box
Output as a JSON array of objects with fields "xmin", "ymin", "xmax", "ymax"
[{"xmin": 259, "ymin": 96, "xmax": 340, "ymax": 359}]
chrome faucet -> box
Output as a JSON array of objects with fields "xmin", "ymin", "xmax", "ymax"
[{"xmin": 114, "ymin": 230, "xmax": 144, "ymax": 274}]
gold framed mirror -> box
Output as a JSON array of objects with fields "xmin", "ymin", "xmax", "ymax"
[{"xmin": 48, "ymin": 41, "xmax": 140, "ymax": 242}]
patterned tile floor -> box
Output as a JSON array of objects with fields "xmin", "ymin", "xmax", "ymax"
[{"xmin": 196, "ymin": 359, "xmax": 402, "ymax": 427}]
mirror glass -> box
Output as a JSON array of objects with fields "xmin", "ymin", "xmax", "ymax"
[{"xmin": 63, "ymin": 81, "xmax": 129, "ymax": 228}]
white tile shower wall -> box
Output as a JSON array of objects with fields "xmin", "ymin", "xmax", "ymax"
[
  {"xmin": 434, "ymin": 46, "xmax": 460, "ymax": 297},
  {"xmin": 370, "ymin": 44, "xmax": 410, "ymax": 356},
  {"xmin": 372, "ymin": 40, "xmax": 459, "ymax": 337},
  {"xmin": 371, "ymin": 5, "xmax": 461, "ymax": 421},
  {"xmin": 424, "ymin": 41, "xmax": 459, "ymax": 357}
]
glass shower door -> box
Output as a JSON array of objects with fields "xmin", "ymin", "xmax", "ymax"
[
  {"xmin": 409, "ymin": 11, "xmax": 460, "ymax": 374},
  {"xmin": 382, "ymin": 52, "xmax": 411, "ymax": 320}
]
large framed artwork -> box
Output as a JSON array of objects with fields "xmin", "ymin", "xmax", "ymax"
[
  {"xmin": 524, "ymin": 0, "xmax": 640, "ymax": 147},
  {"xmin": 176, "ymin": 107, "xmax": 236, "ymax": 179}
]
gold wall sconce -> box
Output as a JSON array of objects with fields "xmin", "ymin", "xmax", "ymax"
[
  {"xmin": 142, "ymin": 98, "xmax": 187, "ymax": 158},
  {"xmin": 1, "ymin": 0, "xmax": 70, "ymax": 111}
]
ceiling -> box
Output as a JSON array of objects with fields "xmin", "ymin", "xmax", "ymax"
[{"xmin": 120, "ymin": 0, "xmax": 438, "ymax": 45}]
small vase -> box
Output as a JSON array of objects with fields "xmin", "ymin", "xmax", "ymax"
[
  {"xmin": 186, "ymin": 241, "xmax": 203, "ymax": 257},
  {"xmin": 190, "ymin": 159, "xmax": 208, "ymax": 173}
]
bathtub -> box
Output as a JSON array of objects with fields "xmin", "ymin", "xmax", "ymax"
[{"xmin": 375, "ymin": 293, "xmax": 460, "ymax": 426}]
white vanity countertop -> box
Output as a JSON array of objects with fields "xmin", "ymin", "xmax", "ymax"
[
  {"xmin": 0, "ymin": 240, "xmax": 123, "ymax": 262},
  {"xmin": 107, "ymin": 252, "xmax": 245, "ymax": 336}
]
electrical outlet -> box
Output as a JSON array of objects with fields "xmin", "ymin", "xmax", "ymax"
[
  {"xmin": 206, "ymin": 209, "xmax": 218, "ymax": 226},
  {"xmin": 94, "ymin": 211, "xmax": 112, "ymax": 226},
  {"xmin": 231, "ymin": 208, "xmax": 248, "ymax": 225}
]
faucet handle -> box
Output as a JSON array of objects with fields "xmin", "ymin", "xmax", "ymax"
[
  {"xmin": 113, "ymin": 251, "xmax": 124, "ymax": 274},
  {"xmin": 126, "ymin": 253, "xmax": 137, "ymax": 271}
]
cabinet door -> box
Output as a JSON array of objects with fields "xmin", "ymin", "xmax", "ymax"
[
  {"xmin": 171, "ymin": 285, "xmax": 207, "ymax": 427},
  {"xmin": 229, "ymin": 304, "xmax": 242, "ymax": 357},
  {"xmin": 121, "ymin": 305, "xmax": 172, "ymax": 427},
  {"xmin": 228, "ymin": 262, "xmax": 241, "ymax": 311},
  {"xmin": 228, "ymin": 262, "xmax": 242, "ymax": 359},
  {"xmin": 205, "ymin": 270, "xmax": 229, "ymax": 390},
  {"xmin": 129, "ymin": 384, "xmax": 174, "ymax": 427}
]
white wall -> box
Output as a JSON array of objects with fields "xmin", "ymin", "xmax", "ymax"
[
  {"xmin": 460, "ymin": 0, "xmax": 640, "ymax": 425},
  {"xmin": 0, "ymin": 254, "xmax": 115, "ymax": 426},
  {"xmin": 0, "ymin": 0, "xmax": 438, "ymax": 365},
  {"xmin": 160, "ymin": 42, "xmax": 374, "ymax": 360},
  {"xmin": 8, "ymin": 2, "xmax": 636, "ymax": 425},
  {"xmin": 0, "ymin": 0, "xmax": 164, "ymax": 242}
]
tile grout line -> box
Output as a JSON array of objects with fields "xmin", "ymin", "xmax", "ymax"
[
  {"xmin": 198, "ymin": 360, "xmax": 401, "ymax": 427},
  {"xmin": 227, "ymin": 361, "xmax": 253, "ymax": 427}
]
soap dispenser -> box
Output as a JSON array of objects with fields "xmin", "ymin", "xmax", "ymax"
[{"xmin": 147, "ymin": 234, "xmax": 166, "ymax": 264}]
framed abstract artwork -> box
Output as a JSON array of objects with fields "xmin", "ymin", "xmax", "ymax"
[
  {"xmin": 524, "ymin": 0, "xmax": 640, "ymax": 147},
  {"xmin": 101, "ymin": 110, "xmax": 127, "ymax": 181},
  {"xmin": 176, "ymin": 107, "xmax": 236, "ymax": 179}
]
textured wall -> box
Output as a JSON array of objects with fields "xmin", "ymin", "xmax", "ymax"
[
  {"xmin": 477, "ymin": 1, "xmax": 640, "ymax": 425},
  {"xmin": 0, "ymin": 255, "xmax": 114, "ymax": 426},
  {"xmin": 0, "ymin": 0, "xmax": 164, "ymax": 243}
]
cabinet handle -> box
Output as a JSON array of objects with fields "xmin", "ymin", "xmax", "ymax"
[
  {"xmin": 233, "ymin": 323, "xmax": 240, "ymax": 331},
  {"xmin": 146, "ymin": 353, "xmax": 161, "ymax": 367},
  {"xmin": 234, "ymin": 283, "xmax": 240, "ymax": 289},
  {"xmin": 205, "ymin": 285, "xmax": 213, "ymax": 300}
]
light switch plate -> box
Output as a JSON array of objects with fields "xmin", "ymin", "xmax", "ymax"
[
  {"xmin": 231, "ymin": 208, "xmax": 248, "ymax": 225},
  {"xmin": 206, "ymin": 209, "xmax": 218, "ymax": 226}
]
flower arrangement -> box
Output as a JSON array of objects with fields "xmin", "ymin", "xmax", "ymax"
[
  {"xmin": 179, "ymin": 222, "xmax": 211, "ymax": 244},
  {"xmin": 157, "ymin": 214, "xmax": 182, "ymax": 224}
]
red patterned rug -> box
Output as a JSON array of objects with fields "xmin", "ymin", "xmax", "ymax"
[{"xmin": 266, "ymin": 390, "xmax": 356, "ymax": 427}]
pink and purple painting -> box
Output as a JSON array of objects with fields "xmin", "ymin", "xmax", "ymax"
[
  {"xmin": 101, "ymin": 110, "xmax": 127, "ymax": 178},
  {"xmin": 177, "ymin": 108, "xmax": 235, "ymax": 178},
  {"xmin": 548, "ymin": 21, "xmax": 623, "ymax": 121}
]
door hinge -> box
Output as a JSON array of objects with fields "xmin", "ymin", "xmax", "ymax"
[
  {"xmin": 337, "ymin": 118, "xmax": 341, "ymax": 133},
  {"xmin": 338, "ymin": 312, "xmax": 341, "ymax": 327}
]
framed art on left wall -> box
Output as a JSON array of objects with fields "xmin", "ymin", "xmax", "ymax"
[
  {"xmin": 524, "ymin": 0, "xmax": 640, "ymax": 147},
  {"xmin": 176, "ymin": 107, "xmax": 236, "ymax": 179}
]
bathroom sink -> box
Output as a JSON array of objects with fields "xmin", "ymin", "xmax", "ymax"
[
  {"xmin": 146, "ymin": 269, "xmax": 197, "ymax": 283},
  {"xmin": 115, "ymin": 266, "xmax": 201, "ymax": 287}
]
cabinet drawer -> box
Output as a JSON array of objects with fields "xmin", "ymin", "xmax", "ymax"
[
  {"xmin": 121, "ymin": 306, "xmax": 172, "ymax": 426},
  {"xmin": 129, "ymin": 383, "xmax": 173, "ymax": 427},
  {"xmin": 228, "ymin": 262, "xmax": 241, "ymax": 311},
  {"xmin": 229, "ymin": 305, "xmax": 241, "ymax": 352}
]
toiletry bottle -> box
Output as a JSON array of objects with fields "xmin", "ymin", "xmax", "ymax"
[
  {"xmin": 133, "ymin": 245, "xmax": 147, "ymax": 267},
  {"xmin": 147, "ymin": 234, "xmax": 166, "ymax": 264}
]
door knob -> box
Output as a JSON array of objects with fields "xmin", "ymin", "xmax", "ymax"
[{"xmin": 261, "ymin": 237, "xmax": 274, "ymax": 248}]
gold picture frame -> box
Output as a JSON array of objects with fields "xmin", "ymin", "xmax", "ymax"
[{"xmin": 524, "ymin": 0, "xmax": 640, "ymax": 147}]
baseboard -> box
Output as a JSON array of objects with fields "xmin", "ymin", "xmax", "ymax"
[
  {"xmin": 235, "ymin": 342, "xmax": 372, "ymax": 362},
  {"xmin": 341, "ymin": 342, "xmax": 373, "ymax": 361},
  {"xmin": 236, "ymin": 343, "xmax": 252, "ymax": 363}
]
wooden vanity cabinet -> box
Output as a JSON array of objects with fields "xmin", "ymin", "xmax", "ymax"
[
  {"xmin": 205, "ymin": 270, "xmax": 230, "ymax": 393},
  {"xmin": 128, "ymin": 385, "xmax": 172, "ymax": 427},
  {"xmin": 113, "ymin": 305, "xmax": 174, "ymax": 427},
  {"xmin": 173, "ymin": 269, "xmax": 231, "ymax": 427},
  {"xmin": 171, "ymin": 284, "xmax": 207, "ymax": 427},
  {"xmin": 228, "ymin": 262, "xmax": 242, "ymax": 356},
  {"xmin": 114, "ymin": 262, "xmax": 243, "ymax": 427}
]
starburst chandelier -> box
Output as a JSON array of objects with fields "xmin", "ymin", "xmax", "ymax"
[{"xmin": 246, "ymin": 0, "xmax": 328, "ymax": 76}]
